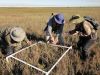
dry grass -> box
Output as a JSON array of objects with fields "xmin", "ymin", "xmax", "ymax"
[
  {"xmin": 0, "ymin": 7, "xmax": 100, "ymax": 75},
  {"xmin": 13, "ymin": 43, "xmax": 68, "ymax": 72}
]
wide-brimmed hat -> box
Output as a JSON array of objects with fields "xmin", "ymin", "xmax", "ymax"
[
  {"xmin": 10, "ymin": 27, "xmax": 26, "ymax": 42},
  {"xmin": 69, "ymin": 15, "xmax": 84, "ymax": 24},
  {"xmin": 54, "ymin": 13, "xmax": 64, "ymax": 24}
]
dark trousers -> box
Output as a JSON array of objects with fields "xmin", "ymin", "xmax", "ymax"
[
  {"xmin": 0, "ymin": 38, "xmax": 21, "ymax": 56},
  {"xmin": 77, "ymin": 36, "xmax": 96, "ymax": 60},
  {"xmin": 0, "ymin": 38, "xmax": 8, "ymax": 54}
]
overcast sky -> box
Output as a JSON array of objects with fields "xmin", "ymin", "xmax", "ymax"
[{"xmin": 0, "ymin": 0, "xmax": 100, "ymax": 7}]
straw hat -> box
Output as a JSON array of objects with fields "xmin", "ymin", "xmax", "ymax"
[
  {"xmin": 54, "ymin": 13, "xmax": 64, "ymax": 24},
  {"xmin": 10, "ymin": 27, "xmax": 26, "ymax": 42},
  {"xmin": 69, "ymin": 15, "xmax": 84, "ymax": 24}
]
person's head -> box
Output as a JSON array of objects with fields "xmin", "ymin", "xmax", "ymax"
[
  {"xmin": 53, "ymin": 13, "xmax": 65, "ymax": 25},
  {"xmin": 69, "ymin": 15, "xmax": 84, "ymax": 24},
  {"xmin": 10, "ymin": 27, "xmax": 26, "ymax": 42}
]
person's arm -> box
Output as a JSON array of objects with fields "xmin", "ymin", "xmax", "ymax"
[
  {"xmin": 68, "ymin": 29, "xmax": 78, "ymax": 35},
  {"xmin": 48, "ymin": 25, "xmax": 53, "ymax": 37},
  {"xmin": 5, "ymin": 35, "xmax": 12, "ymax": 46},
  {"xmin": 67, "ymin": 27, "xmax": 79, "ymax": 36},
  {"xmin": 48, "ymin": 25, "xmax": 55, "ymax": 42},
  {"xmin": 4, "ymin": 28, "xmax": 15, "ymax": 46},
  {"xmin": 4, "ymin": 34, "xmax": 15, "ymax": 55},
  {"xmin": 53, "ymin": 25, "xmax": 64, "ymax": 44},
  {"xmin": 47, "ymin": 19, "xmax": 55, "ymax": 42},
  {"xmin": 67, "ymin": 24, "xmax": 82, "ymax": 35},
  {"xmin": 47, "ymin": 18, "xmax": 53, "ymax": 37},
  {"xmin": 24, "ymin": 36, "xmax": 32, "ymax": 45}
]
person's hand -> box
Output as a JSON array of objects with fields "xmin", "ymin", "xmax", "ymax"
[
  {"xmin": 78, "ymin": 32, "xmax": 87, "ymax": 36},
  {"xmin": 27, "ymin": 41, "xmax": 32, "ymax": 45},
  {"xmin": 52, "ymin": 41, "xmax": 57, "ymax": 44},
  {"xmin": 52, "ymin": 37, "xmax": 58, "ymax": 44},
  {"xmin": 64, "ymin": 31, "xmax": 70, "ymax": 35},
  {"xmin": 50, "ymin": 37, "xmax": 54, "ymax": 42}
]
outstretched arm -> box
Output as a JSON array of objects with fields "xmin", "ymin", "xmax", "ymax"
[{"xmin": 65, "ymin": 29, "xmax": 78, "ymax": 36}]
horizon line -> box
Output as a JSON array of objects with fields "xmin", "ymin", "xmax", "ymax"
[{"xmin": 0, "ymin": 5, "xmax": 100, "ymax": 7}]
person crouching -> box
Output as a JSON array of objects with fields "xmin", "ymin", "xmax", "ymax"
[
  {"xmin": 0, "ymin": 27, "xmax": 31, "ymax": 56},
  {"xmin": 44, "ymin": 13, "xmax": 65, "ymax": 45}
]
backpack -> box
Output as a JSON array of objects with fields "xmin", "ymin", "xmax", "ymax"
[{"xmin": 84, "ymin": 16, "xmax": 100, "ymax": 30}]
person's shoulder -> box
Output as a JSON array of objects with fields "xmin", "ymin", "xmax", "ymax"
[
  {"xmin": 49, "ymin": 16, "xmax": 53, "ymax": 22},
  {"xmin": 84, "ymin": 20, "xmax": 93, "ymax": 28},
  {"xmin": 83, "ymin": 21, "xmax": 95, "ymax": 32},
  {"xmin": 84, "ymin": 20, "xmax": 92, "ymax": 25},
  {"xmin": 47, "ymin": 17, "xmax": 53, "ymax": 25},
  {"xmin": 0, "ymin": 26, "xmax": 11, "ymax": 33},
  {"xmin": 4, "ymin": 26, "xmax": 14, "ymax": 34},
  {"xmin": 5, "ymin": 26, "xmax": 12, "ymax": 31}
]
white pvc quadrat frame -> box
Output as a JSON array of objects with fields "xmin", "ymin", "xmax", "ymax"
[{"xmin": 6, "ymin": 42, "xmax": 72, "ymax": 75}]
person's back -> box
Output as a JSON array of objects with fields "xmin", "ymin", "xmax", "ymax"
[{"xmin": 74, "ymin": 20, "xmax": 97, "ymax": 39}]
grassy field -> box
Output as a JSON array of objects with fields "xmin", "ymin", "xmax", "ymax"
[{"xmin": 0, "ymin": 7, "xmax": 100, "ymax": 75}]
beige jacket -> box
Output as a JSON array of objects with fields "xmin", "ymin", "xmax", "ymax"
[{"xmin": 79, "ymin": 21, "xmax": 97, "ymax": 39}]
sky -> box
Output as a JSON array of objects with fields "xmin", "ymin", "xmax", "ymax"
[{"xmin": 0, "ymin": 0, "xmax": 100, "ymax": 7}]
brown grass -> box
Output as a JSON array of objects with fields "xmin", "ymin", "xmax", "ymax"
[{"xmin": 0, "ymin": 7, "xmax": 100, "ymax": 75}]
